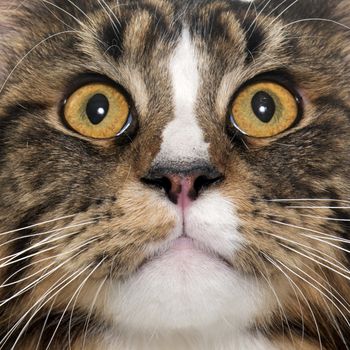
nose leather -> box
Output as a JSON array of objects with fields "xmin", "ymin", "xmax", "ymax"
[{"xmin": 141, "ymin": 163, "xmax": 224, "ymax": 205}]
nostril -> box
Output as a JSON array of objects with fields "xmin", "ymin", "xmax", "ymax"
[
  {"xmin": 193, "ymin": 174, "xmax": 224, "ymax": 196},
  {"xmin": 141, "ymin": 176, "xmax": 172, "ymax": 194},
  {"xmin": 141, "ymin": 164, "xmax": 224, "ymax": 204}
]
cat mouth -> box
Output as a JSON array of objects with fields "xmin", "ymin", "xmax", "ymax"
[
  {"xmin": 172, "ymin": 236, "xmax": 234, "ymax": 266},
  {"xmin": 138, "ymin": 235, "xmax": 234, "ymax": 271}
]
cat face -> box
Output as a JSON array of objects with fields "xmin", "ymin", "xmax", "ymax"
[{"xmin": 0, "ymin": 0, "xmax": 349, "ymax": 349}]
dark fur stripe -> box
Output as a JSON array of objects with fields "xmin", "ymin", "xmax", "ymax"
[
  {"xmin": 100, "ymin": 20, "xmax": 125, "ymax": 60},
  {"xmin": 239, "ymin": 20, "xmax": 264, "ymax": 63}
]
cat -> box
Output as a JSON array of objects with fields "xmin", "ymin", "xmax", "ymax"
[{"xmin": 0, "ymin": 0, "xmax": 349, "ymax": 349}]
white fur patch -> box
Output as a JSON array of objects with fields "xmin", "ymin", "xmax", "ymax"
[
  {"xmin": 103, "ymin": 330, "xmax": 278, "ymax": 350},
  {"xmin": 154, "ymin": 28, "xmax": 209, "ymax": 165},
  {"xmin": 184, "ymin": 191, "xmax": 243, "ymax": 258},
  {"xmin": 103, "ymin": 192, "xmax": 275, "ymax": 349}
]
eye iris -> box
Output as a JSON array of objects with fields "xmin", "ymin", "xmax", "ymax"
[
  {"xmin": 251, "ymin": 91, "xmax": 276, "ymax": 123},
  {"xmin": 86, "ymin": 94, "xmax": 109, "ymax": 125}
]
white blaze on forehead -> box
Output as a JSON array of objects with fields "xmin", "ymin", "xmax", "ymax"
[{"xmin": 154, "ymin": 28, "xmax": 209, "ymax": 165}]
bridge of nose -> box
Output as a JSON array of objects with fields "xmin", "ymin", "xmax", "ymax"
[
  {"xmin": 143, "ymin": 28, "xmax": 224, "ymax": 205},
  {"xmin": 153, "ymin": 28, "xmax": 210, "ymax": 169}
]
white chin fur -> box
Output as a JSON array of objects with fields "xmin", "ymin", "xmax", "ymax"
[
  {"xmin": 104, "ymin": 191, "xmax": 272, "ymax": 335},
  {"xmin": 107, "ymin": 250, "xmax": 269, "ymax": 332}
]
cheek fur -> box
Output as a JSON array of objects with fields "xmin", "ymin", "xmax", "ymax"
[{"xmin": 52, "ymin": 182, "xmax": 179, "ymax": 277}]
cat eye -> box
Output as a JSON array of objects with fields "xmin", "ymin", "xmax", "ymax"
[
  {"xmin": 230, "ymin": 81, "xmax": 300, "ymax": 138},
  {"xmin": 64, "ymin": 83, "xmax": 130, "ymax": 139}
]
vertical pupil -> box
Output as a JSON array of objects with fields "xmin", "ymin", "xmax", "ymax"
[
  {"xmin": 251, "ymin": 91, "xmax": 276, "ymax": 123},
  {"xmin": 86, "ymin": 94, "xmax": 109, "ymax": 125}
]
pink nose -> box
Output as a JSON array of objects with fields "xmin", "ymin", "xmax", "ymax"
[
  {"xmin": 165, "ymin": 175, "xmax": 198, "ymax": 207},
  {"xmin": 141, "ymin": 166, "xmax": 224, "ymax": 206}
]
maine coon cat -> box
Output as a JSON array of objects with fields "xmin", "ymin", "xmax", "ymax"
[{"xmin": 0, "ymin": 0, "xmax": 349, "ymax": 349}]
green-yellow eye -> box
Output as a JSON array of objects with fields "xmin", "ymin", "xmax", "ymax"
[
  {"xmin": 64, "ymin": 83, "xmax": 130, "ymax": 139},
  {"xmin": 230, "ymin": 81, "xmax": 300, "ymax": 138}
]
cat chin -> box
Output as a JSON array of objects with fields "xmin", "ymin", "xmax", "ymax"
[
  {"xmin": 102, "ymin": 190, "xmax": 273, "ymax": 333},
  {"xmin": 102, "ymin": 329, "xmax": 278, "ymax": 350},
  {"xmin": 104, "ymin": 248, "xmax": 273, "ymax": 333}
]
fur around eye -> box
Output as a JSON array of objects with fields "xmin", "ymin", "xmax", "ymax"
[
  {"xmin": 64, "ymin": 83, "xmax": 130, "ymax": 139},
  {"xmin": 230, "ymin": 81, "xmax": 301, "ymax": 138}
]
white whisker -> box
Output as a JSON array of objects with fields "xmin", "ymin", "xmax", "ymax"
[
  {"xmin": 274, "ymin": 257, "xmax": 350, "ymax": 328},
  {"xmin": 268, "ymin": 0, "xmax": 299, "ymax": 27},
  {"xmin": 0, "ymin": 217, "xmax": 98, "ymax": 252},
  {"xmin": 34, "ymin": 296, "xmax": 57, "ymax": 350},
  {"xmin": 282, "ymin": 18, "xmax": 350, "ymax": 31},
  {"xmin": 265, "ymin": 198, "xmax": 350, "ymax": 204},
  {"xmin": 0, "ymin": 239, "xmax": 98, "ymax": 288},
  {"xmin": 257, "ymin": 255, "xmax": 298, "ymax": 342},
  {"xmin": 5, "ymin": 264, "xmax": 92, "ymax": 350},
  {"xmin": 46, "ymin": 257, "xmax": 107, "ymax": 350},
  {"xmin": 262, "ymin": 230, "xmax": 349, "ymax": 272},
  {"xmin": 271, "ymin": 220, "xmax": 350, "ymax": 247},
  {"xmin": 81, "ymin": 276, "xmax": 107, "ymax": 350},
  {"xmin": 262, "ymin": 253, "xmax": 323, "ymax": 350},
  {"xmin": 279, "ymin": 243, "xmax": 350, "ymax": 282},
  {"xmin": 0, "ymin": 214, "xmax": 76, "ymax": 237},
  {"xmin": 300, "ymin": 261, "xmax": 350, "ymax": 310},
  {"xmin": 297, "ymin": 214, "xmax": 350, "ymax": 222},
  {"xmin": 287, "ymin": 206, "xmax": 350, "ymax": 209},
  {"xmin": 0, "ymin": 238, "xmax": 98, "ymax": 308},
  {"xmin": 0, "ymin": 31, "xmax": 80, "ymax": 95},
  {"xmin": 40, "ymin": 0, "xmax": 94, "ymax": 30},
  {"xmin": 246, "ymin": 0, "xmax": 274, "ymax": 39},
  {"xmin": 0, "ymin": 216, "xmax": 104, "ymax": 267},
  {"xmin": 0, "ymin": 230, "xmax": 82, "ymax": 269}
]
